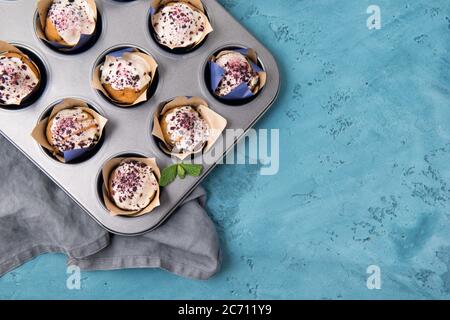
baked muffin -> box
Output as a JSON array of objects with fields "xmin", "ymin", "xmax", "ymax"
[
  {"xmin": 109, "ymin": 159, "xmax": 159, "ymax": 211},
  {"xmin": 151, "ymin": 1, "xmax": 211, "ymax": 50},
  {"xmin": 44, "ymin": 0, "xmax": 96, "ymax": 47},
  {"xmin": 46, "ymin": 107, "xmax": 100, "ymax": 155},
  {"xmin": 214, "ymin": 51, "xmax": 260, "ymax": 97},
  {"xmin": 0, "ymin": 52, "xmax": 40, "ymax": 106},
  {"xmin": 100, "ymin": 54, "xmax": 152, "ymax": 105},
  {"xmin": 160, "ymin": 105, "xmax": 209, "ymax": 154}
]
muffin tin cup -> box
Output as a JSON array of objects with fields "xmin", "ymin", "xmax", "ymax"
[
  {"xmin": 32, "ymin": 97, "xmax": 108, "ymax": 164},
  {"xmin": 91, "ymin": 45, "xmax": 159, "ymax": 108},
  {"xmin": 152, "ymin": 96, "xmax": 227, "ymax": 160},
  {"xmin": 99, "ymin": 154, "xmax": 161, "ymax": 217},
  {"xmin": 148, "ymin": 0, "xmax": 213, "ymax": 55},
  {"xmin": 205, "ymin": 45, "xmax": 267, "ymax": 106},
  {"xmin": 97, "ymin": 152, "xmax": 145, "ymax": 213},
  {"xmin": 34, "ymin": 0, "xmax": 102, "ymax": 55},
  {"xmin": 0, "ymin": 0, "xmax": 280, "ymax": 235},
  {"xmin": 0, "ymin": 42, "xmax": 48, "ymax": 110}
]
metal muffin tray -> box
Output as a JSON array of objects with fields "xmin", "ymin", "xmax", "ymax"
[{"xmin": 0, "ymin": 0, "xmax": 280, "ymax": 235}]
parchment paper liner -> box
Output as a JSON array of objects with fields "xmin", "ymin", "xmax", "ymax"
[
  {"xmin": 102, "ymin": 157, "xmax": 161, "ymax": 217},
  {"xmin": 31, "ymin": 98, "xmax": 108, "ymax": 163},
  {"xmin": 152, "ymin": 96, "xmax": 227, "ymax": 160},
  {"xmin": 0, "ymin": 41, "xmax": 42, "ymax": 106},
  {"xmin": 150, "ymin": 0, "xmax": 213, "ymax": 50},
  {"xmin": 208, "ymin": 48, "xmax": 267, "ymax": 100},
  {"xmin": 36, "ymin": 0, "xmax": 98, "ymax": 51},
  {"xmin": 92, "ymin": 48, "xmax": 158, "ymax": 107}
]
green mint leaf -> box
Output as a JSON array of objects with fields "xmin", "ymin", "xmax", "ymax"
[
  {"xmin": 159, "ymin": 164, "xmax": 178, "ymax": 187},
  {"xmin": 177, "ymin": 164, "xmax": 186, "ymax": 179},
  {"xmin": 180, "ymin": 164, "xmax": 203, "ymax": 177}
]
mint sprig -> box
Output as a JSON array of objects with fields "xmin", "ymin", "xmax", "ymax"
[
  {"xmin": 159, "ymin": 163, "xmax": 203, "ymax": 187},
  {"xmin": 177, "ymin": 165, "xmax": 186, "ymax": 179},
  {"xmin": 180, "ymin": 163, "xmax": 203, "ymax": 177},
  {"xmin": 159, "ymin": 164, "xmax": 178, "ymax": 187}
]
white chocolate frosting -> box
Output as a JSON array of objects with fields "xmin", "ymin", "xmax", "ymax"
[
  {"xmin": 47, "ymin": 0, "xmax": 96, "ymax": 46},
  {"xmin": 0, "ymin": 55, "xmax": 39, "ymax": 105},
  {"xmin": 100, "ymin": 55, "xmax": 152, "ymax": 91},
  {"xmin": 215, "ymin": 51, "xmax": 259, "ymax": 97},
  {"xmin": 49, "ymin": 108, "xmax": 100, "ymax": 153},
  {"xmin": 110, "ymin": 160, "xmax": 158, "ymax": 211},
  {"xmin": 162, "ymin": 106, "xmax": 209, "ymax": 154},
  {"xmin": 152, "ymin": 2, "xmax": 208, "ymax": 48}
]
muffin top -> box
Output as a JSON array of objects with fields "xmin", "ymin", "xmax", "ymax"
[
  {"xmin": 0, "ymin": 53, "xmax": 39, "ymax": 105},
  {"xmin": 161, "ymin": 105, "xmax": 209, "ymax": 154},
  {"xmin": 100, "ymin": 54, "xmax": 152, "ymax": 92},
  {"xmin": 152, "ymin": 2, "xmax": 207, "ymax": 49},
  {"xmin": 215, "ymin": 51, "xmax": 259, "ymax": 97},
  {"xmin": 48, "ymin": 107, "xmax": 100, "ymax": 153},
  {"xmin": 109, "ymin": 160, "xmax": 159, "ymax": 211},
  {"xmin": 47, "ymin": 0, "xmax": 96, "ymax": 46}
]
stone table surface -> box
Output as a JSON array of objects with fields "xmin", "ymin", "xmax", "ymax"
[{"xmin": 1, "ymin": 0, "xmax": 450, "ymax": 299}]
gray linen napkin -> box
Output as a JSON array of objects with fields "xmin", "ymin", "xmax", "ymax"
[{"xmin": 0, "ymin": 135, "xmax": 221, "ymax": 280}]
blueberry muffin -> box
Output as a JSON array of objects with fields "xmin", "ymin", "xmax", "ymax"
[
  {"xmin": 46, "ymin": 107, "xmax": 100, "ymax": 155},
  {"xmin": 99, "ymin": 54, "xmax": 152, "ymax": 105},
  {"xmin": 44, "ymin": 0, "xmax": 97, "ymax": 47},
  {"xmin": 151, "ymin": 1, "xmax": 211, "ymax": 50},
  {"xmin": 160, "ymin": 105, "xmax": 209, "ymax": 154},
  {"xmin": 109, "ymin": 159, "xmax": 159, "ymax": 211},
  {"xmin": 214, "ymin": 50, "xmax": 260, "ymax": 97},
  {"xmin": 0, "ymin": 52, "xmax": 40, "ymax": 106}
]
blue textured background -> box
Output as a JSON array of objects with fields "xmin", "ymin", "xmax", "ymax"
[{"xmin": 1, "ymin": 0, "xmax": 450, "ymax": 299}]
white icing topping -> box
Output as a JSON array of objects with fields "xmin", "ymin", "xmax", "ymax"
[
  {"xmin": 152, "ymin": 2, "xmax": 207, "ymax": 48},
  {"xmin": 50, "ymin": 108, "xmax": 100, "ymax": 153},
  {"xmin": 163, "ymin": 106, "xmax": 209, "ymax": 154},
  {"xmin": 110, "ymin": 160, "xmax": 158, "ymax": 211},
  {"xmin": 100, "ymin": 55, "xmax": 152, "ymax": 91},
  {"xmin": 47, "ymin": 0, "xmax": 96, "ymax": 46},
  {"xmin": 215, "ymin": 51, "xmax": 259, "ymax": 97},
  {"xmin": 0, "ymin": 55, "xmax": 39, "ymax": 105}
]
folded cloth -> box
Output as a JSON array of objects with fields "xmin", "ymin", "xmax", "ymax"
[{"xmin": 0, "ymin": 135, "xmax": 221, "ymax": 280}]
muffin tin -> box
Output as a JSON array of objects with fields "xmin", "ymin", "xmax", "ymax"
[{"xmin": 0, "ymin": 0, "xmax": 280, "ymax": 235}]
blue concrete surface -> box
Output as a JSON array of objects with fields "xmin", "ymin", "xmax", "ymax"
[{"xmin": 1, "ymin": 0, "xmax": 450, "ymax": 299}]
